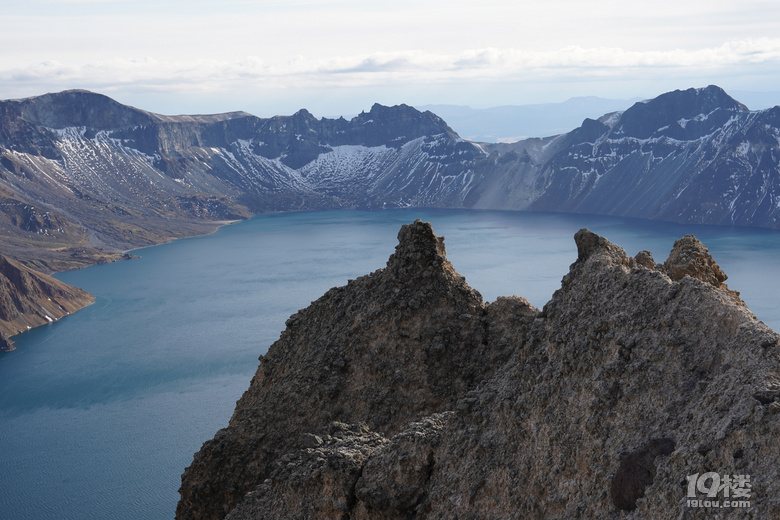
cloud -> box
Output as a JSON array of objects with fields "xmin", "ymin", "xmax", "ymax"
[{"xmin": 3, "ymin": 38, "xmax": 780, "ymax": 98}]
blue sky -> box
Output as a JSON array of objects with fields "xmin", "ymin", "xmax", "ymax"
[{"xmin": 4, "ymin": 0, "xmax": 780, "ymax": 117}]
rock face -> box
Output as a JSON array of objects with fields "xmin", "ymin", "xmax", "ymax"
[
  {"xmin": 178, "ymin": 221, "xmax": 780, "ymax": 519},
  {"xmin": 0, "ymin": 253, "xmax": 94, "ymax": 350}
]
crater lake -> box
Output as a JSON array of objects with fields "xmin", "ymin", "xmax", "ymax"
[{"xmin": 1, "ymin": 208, "xmax": 779, "ymax": 520}]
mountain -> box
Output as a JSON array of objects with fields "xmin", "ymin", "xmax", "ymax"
[
  {"xmin": 177, "ymin": 220, "xmax": 780, "ymax": 519},
  {"xmin": 0, "ymin": 253, "xmax": 93, "ymax": 350},
  {"xmin": 471, "ymin": 86, "xmax": 780, "ymax": 228},
  {"xmin": 0, "ymin": 89, "xmax": 483, "ymax": 272},
  {"xmin": 418, "ymin": 96, "xmax": 638, "ymax": 141},
  {"xmin": 2, "ymin": 85, "xmax": 780, "ymax": 276}
]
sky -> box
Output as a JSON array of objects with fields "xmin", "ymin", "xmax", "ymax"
[{"xmin": 4, "ymin": 0, "xmax": 780, "ymax": 118}]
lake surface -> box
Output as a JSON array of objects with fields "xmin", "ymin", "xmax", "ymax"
[{"xmin": 1, "ymin": 208, "xmax": 779, "ymax": 520}]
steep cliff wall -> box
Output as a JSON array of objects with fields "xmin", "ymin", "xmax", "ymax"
[{"xmin": 178, "ymin": 221, "xmax": 780, "ymax": 519}]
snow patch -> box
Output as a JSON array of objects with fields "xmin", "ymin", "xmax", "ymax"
[{"xmin": 601, "ymin": 112, "xmax": 622, "ymax": 128}]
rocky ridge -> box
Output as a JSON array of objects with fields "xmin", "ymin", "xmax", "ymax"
[
  {"xmin": 177, "ymin": 219, "xmax": 523, "ymax": 519},
  {"xmin": 178, "ymin": 220, "xmax": 780, "ymax": 519}
]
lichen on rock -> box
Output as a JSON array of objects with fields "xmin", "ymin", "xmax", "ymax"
[{"xmin": 178, "ymin": 222, "xmax": 780, "ymax": 520}]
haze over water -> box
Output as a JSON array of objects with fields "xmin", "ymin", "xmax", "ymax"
[{"xmin": 1, "ymin": 208, "xmax": 778, "ymax": 520}]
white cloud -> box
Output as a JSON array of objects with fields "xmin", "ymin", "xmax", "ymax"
[
  {"xmin": 7, "ymin": 38, "xmax": 778, "ymax": 92},
  {"xmin": 3, "ymin": 1, "xmax": 780, "ymax": 113}
]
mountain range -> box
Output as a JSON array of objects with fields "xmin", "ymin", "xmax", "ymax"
[
  {"xmin": 1, "ymin": 85, "xmax": 779, "ymax": 342},
  {"xmin": 2, "ymin": 85, "xmax": 779, "ymax": 273},
  {"xmin": 418, "ymin": 90, "xmax": 780, "ymax": 143}
]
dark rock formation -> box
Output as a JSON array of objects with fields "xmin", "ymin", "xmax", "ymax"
[
  {"xmin": 0, "ymin": 253, "xmax": 94, "ymax": 350},
  {"xmin": 178, "ymin": 221, "xmax": 780, "ymax": 519},
  {"xmin": 177, "ymin": 220, "xmax": 518, "ymax": 519}
]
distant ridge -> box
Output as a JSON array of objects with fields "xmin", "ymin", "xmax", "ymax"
[{"xmin": 418, "ymin": 96, "xmax": 638, "ymax": 141}]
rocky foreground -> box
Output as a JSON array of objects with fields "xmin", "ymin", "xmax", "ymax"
[{"xmin": 178, "ymin": 220, "xmax": 780, "ymax": 519}]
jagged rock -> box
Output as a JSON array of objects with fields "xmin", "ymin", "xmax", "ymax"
[
  {"xmin": 353, "ymin": 414, "xmax": 451, "ymax": 518},
  {"xmin": 179, "ymin": 222, "xmax": 780, "ymax": 519},
  {"xmin": 224, "ymin": 422, "xmax": 388, "ymax": 520},
  {"xmin": 177, "ymin": 220, "xmax": 517, "ymax": 520}
]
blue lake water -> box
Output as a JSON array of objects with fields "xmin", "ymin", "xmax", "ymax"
[{"xmin": 1, "ymin": 208, "xmax": 779, "ymax": 520}]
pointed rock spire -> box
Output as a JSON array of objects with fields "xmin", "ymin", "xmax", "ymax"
[
  {"xmin": 573, "ymin": 228, "xmax": 630, "ymax": 265},
  {"xmin": 385, "ymin": 219, "xmax": 458, "ymax": 282},
  {"xmin": 663, "ymin": 234, "xmax": 727, "ymax": 287}
]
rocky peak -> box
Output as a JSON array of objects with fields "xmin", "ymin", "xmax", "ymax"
[
  {"xmin": 662, "ymin": 234, "xmax": 727, "ymax": 286},
  {"xmin": 611, "ymin": 85, "xmax": 748, "ymax": 140},
  {"xmin": 567, "ymin": 117, "xmax": 610, "ymax": 144},
  {"xmin": 385, "ymin": 219, "xmax": 459, "ymax": 283},
  {"xmin": 573, "ymin": 227, "xmax": 631, "ymax": 265},
  {"xmin": 177, "ymin": 220, "xmax": 505, "ymax": 520},
  {"xmin": 285, "ymin": 108, "xmax": 320, "ymax": 134},
  {"xmin": 13, "ymin": 89, "xmax": 154, "ymax": 130},
  {"xmin": 572, "ymin": 228, "xmax": 741, "ymax": 302},
  {"xmin": 351, "ymin": 103, "xmax": 459, "ymax": 147},
  {"xmin": 364, "ymin": 102, "xmax": 421, "ymax": 121}
]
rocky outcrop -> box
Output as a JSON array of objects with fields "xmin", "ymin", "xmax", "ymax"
[
  {"xmin": 178, "ymin": 221, "xmax": 780, "ymax": 519},
  {"xmin": 177, "ymin": 220, "xmax": 521, "ymax": 519},
  {"xmin": 0, "ymin": 253, "xmax": 94, "ymax": 350}
]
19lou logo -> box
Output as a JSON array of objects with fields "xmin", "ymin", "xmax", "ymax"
[{"xmin": 686, "ymin": 472, "xmax": 752, "ymax": 508}]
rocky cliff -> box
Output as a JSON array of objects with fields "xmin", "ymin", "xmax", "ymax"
[
  {"xmin": 178, "ymin": 220, "xmax": 780, "ymax": 519},
  {"xmin": 0, "ymin": 253, "xmax": 93, "ymax": 350}
]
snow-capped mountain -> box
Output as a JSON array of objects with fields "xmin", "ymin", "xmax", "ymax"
[
  {"xmin": 0, "ymin": 86, "xmax": 778, "ymax": 270},
  {"xmin": 472, "ymin": 86, "xmax": 780, "ymax": 228}
]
